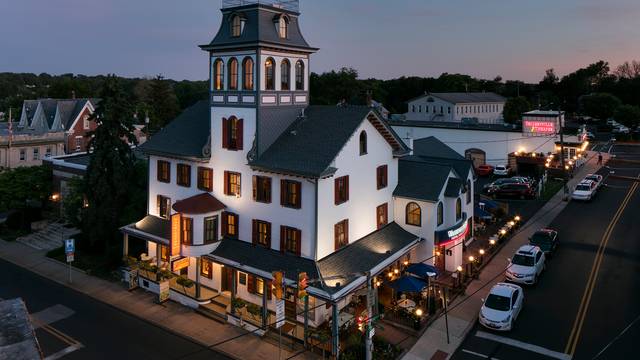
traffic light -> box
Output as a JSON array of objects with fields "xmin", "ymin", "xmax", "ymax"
[
  {"xmin": 272, "ymin": 271, "xmax": 284, "ymax": 300},
  {"xmin": 297, "ymin": 272, "xmax": 308, "ymax": 300}
]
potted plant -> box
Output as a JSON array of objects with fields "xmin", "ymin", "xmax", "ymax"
[
  {"xmin": 231, "ymin": 298, "xmax": 246, "ymax": 311},
  {"xmin": 176, "ymin": 276, "xmax": 195, "ymax": 295},
  {"xmin": 246, "ymin": 303, "xmax": 261, "ymax": 320}
]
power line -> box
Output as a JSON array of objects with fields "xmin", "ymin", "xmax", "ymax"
[{"xmin": 592, "ymin": 313, "xmax": 640, "ymax": 359}]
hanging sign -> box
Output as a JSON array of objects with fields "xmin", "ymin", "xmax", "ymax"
[
  {"xmin": 171, "ymin": 213, "xmax": 182, "ymax": 257},
  {"xmin": 172, "ymin": 257, "xmax": 190, "ymax": 272}
]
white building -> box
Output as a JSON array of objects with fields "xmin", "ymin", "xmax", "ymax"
[
  {"xmin": 120, "ymin": 1, "xmax": 473, "ymax": 355},
  {"xmin": 405, "ymin": 92, "xmax": 506, "ymax": 124}
]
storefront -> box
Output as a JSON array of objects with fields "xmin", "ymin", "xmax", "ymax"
[{"xmin": 433, "ymin": 215, "xmax": 470, "ymax": 273}]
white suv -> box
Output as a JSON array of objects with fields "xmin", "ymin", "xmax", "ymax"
[
  {"xmin": 572, "ymin": 180, "xmax": 597, "ymax": 201},
  {"xmin": 505, "ymin": 245, "xmax": 546, "ymax": 285},
  {"xmin": 494, "ymin": 165, "xmax": 510, "ymax": 176},
  {"xmin": 479, "ymin": 282, "xmax": 524, "ymax": 331}
]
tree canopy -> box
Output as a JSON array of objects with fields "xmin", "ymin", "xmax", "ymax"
[{"xmin": 579, "ymin": 93, "xmax": 622, "ymax": 120}]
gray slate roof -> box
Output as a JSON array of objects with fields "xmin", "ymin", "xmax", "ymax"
[
  {"xmin": 409, "ymin": 92, "xmax": 506, "ymax": 104},
  {"xmin": 444, "ymin": 177, "xmax": 463, "ymax": 197},
  {"xmin": 141, "ymin": 100, "xmax": 210, "ymax": 159},
  {"xmin": 413, "ymin": 136, "xmax": 464, "ymax": 160},
  {"xmin": 21, "ymin": 98, "xmax": 99, "ymax": 131},
  {"xmin": 201, "ymin": 3, "xmax": 317, "ymax": 52},
  {"xmin": 251, "ymin": 105, "xmax": 409, "ymax": 178},
  {"xmin": 129, "ymin": 215, "xmax": 171, "ymax": 243},
  {"xmin": 317, "ymin": 222, "xmax": 420, "ymax": 294},
  {"xmin": 394, "ymin": 156, "xmax": 452, "ymax": 202}
]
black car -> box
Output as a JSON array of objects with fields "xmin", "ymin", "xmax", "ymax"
[
  {"xmin": 529, "ymin": 229, "xmax": 559, "ymax": 255},
  {"xmin": 483, "ymin": 178, "xmax": 526, "ymax": 194}
]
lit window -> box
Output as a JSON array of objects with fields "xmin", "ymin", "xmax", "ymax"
[
  {"xmin": 83, "ymin": 115, "xmax": 90, "ymax": 130},
  {"xmin": 157, "ymin": 195, "xmax": 171, "ymax": 219},
  {"xmin": 182, "ymin": 217, "xmax": 193, "ymax": 245},
  {"xmin": 265, "ymin": 58, "xmax": 275, "ymax": 90},
  {"xmin": 281, "ymin": 180, "xmax": 301, "ymax": 208},
  {"xmin": 282, "ymin": 226, "xmax": 300, "ymax": 255},
  {"xmin": 213, "ymin": 58, "xmax": 224, "ymax": 90},
  {"xmin": 177, "ymin": 164, "xmax": 191, "ymax": 187},
  {"xmin": 277, "ymin": 16, "xmax": 288, "ymax": 39},
  {"xmin": 253, "ymin": 220, "xmax": 271, "ymax": 247},
  {"xmin": 157, "ymin": 160, "xmax": 171, "ymax": 183},
  {"xmin": 406, "ymin": 202, "xmax": 421, "ymax": 226},
  {"xmin": 231, "ymin": 15, "xmax": 242, "ymax": 37},
  {"xmin": 200, "ymin": 258, "xmax": 213, "ymax": 279},
  {"xmin": 242, "ymin": 57, "xmax": 254, "ymax": 90},
  {"xmin": 198, "ymin": 167, "xmax": 213, "ymax": 192},
  {"xmin": 228, "ymin": 58, "xmax": 238, "ymax": 90},
  {"xmin": 334, "ymin": 219, "xmax": 349, "ymax": 250},
  {"xmin": 281, "ymin": 59, "xmax": 291, "ymax": 90},
  {"xmin": 225, "ymin": 171, "xmax": 241, "ymax": 196}
]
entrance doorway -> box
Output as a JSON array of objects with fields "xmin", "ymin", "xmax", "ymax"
[
  {"xmin": 284, "ymin": 287, "xmax": 297, "ymax": 319},
  {"xmin": 434, "ymin": 245, "xmax": 446, "ymax": 273},
  {"xmin": 221, "ymin": 266, "xmax": 233, "ymax": 292}
]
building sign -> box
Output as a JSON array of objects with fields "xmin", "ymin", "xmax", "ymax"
[
  {"xmin": 523, "ymin": 119, "xmax": 557, "ymax": 135},
  {"xmin": 159, "ymin": 280, "xmax": 170, "ymax": 303},
  {"xmin": 172, "ymin": 257, "xmax": 190, "ymax": 272},
  {"xmin": 171, "ymin": 213, "xmax": 182, "ymax": 257},
  {"xmin": 128, "ymin": 269, "xmax": 139, "ymax": 291},
  {"xmin": 275, "ymin": 299, "xmax": 285, "ymax": 328},
  {"xmin": 434, "ymin": 218, "xmax": 469, "ymax": 247}
]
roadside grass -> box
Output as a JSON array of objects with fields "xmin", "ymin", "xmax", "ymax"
[
  {"xmin": 0, "ymin": 225, "xmax": 31, "ymax": 242},
  {"xmin": 46, "ymin": 246, "xmax": 120, "ymax": 281},
  {"xmin": 542, "ymin": 179, "xmax": 565, "ymax": 200}
]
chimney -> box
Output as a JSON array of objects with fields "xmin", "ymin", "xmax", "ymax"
[
  {"xmin": 404, "ymin": 133, "xmax": 414, "ymax": 155},
  {"xmin": 71, "ymin": 90, "xmax": 76, "ymax": 99}
]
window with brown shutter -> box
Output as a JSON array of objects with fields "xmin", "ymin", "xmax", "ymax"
[
  {"xmin": 181, "ymin": 217, "xmax": 193, "ymax": 245},
  {"xmin": 334, "ymin": 176, "xmax": 349, "ymax": 205},
  {"xmin": 224, "ymin": 171, "xmax": 241, "ymax": 196},
  {"xmin": 157, "ymin": 195, "xmax": 171, "ymax": 219},
  {"xmin": 280, "ymin": 226, "xmax": 301, "ymax": 256},
  {"xmin": 334, "ymin": 219, "xmax": 349, "ymax": 250},
  {"xmin": 252, "ymin": 220, "xmax": 271, "ymax": 248},
  {"xmin": 376, "ymin": 165, "xmax": 388, "ymax": 190},
  {"xmin": 157, "ymin": 160, "xmax": 170, "ymax": 183},
  {"xmin": 200, "ymin": 258, "xmax": 213, "ymax": 279},
  {"xmin": 197, "ymin": 167, "xmax": 213, "ymax": 192},
  {"xmin": 253, "ymin": 176, "xmax": 272, "ymax": 203},
  {"xmin": 376, "ymin": 203, "xmax": 388, "ymax": 229},
  {"xmin": 223, "ymin": 117, "xmax": 244, "ymax": 151},
  {"xmin": 177, "ymin": 164, "xmax": 191, "ymax": 187},
  {"xmin": 247, "ymin": 274, "xmax": 256, "ymax": 294},
  {"xmin": 204, "ymin": 216, "xmax": 218, "ymax": 244},
  {"xmin": 281, "ymin": 180, "xmax": 301, "ymax": 208},
  {"xmin": 222, "ymin": 212, "xmax": 238, "ymax": 239}
]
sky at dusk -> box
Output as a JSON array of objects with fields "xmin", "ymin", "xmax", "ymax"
[{"xmin": 2, "ymin": 0, "xmax": 640, "ymax": 83}]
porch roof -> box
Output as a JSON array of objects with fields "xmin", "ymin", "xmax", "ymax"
[
  {"xmin": 172, "ymin": 193, "xmax": 226, "ymax": 215},
  {"xmin": 120, "ymin": 215, "xmax": 170, "ymax": 245}
]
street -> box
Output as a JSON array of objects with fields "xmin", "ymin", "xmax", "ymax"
[
  {"xmin": 0, "ymin": 258, "xmax": 231, "ymax": 360},
  {"xmin": 452, "ymin": 144, "xmax": 640, "ymax": 360}
]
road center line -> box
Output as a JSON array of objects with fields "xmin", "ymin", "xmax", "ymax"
[{"xmin": 476, "ymin": 331, "xmax": 571, "ymax": 360}]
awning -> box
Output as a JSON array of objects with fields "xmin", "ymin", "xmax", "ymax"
[
  {"xmin": 172, "ymin": 193, "xmax": 226, "ymax": 214},
  {"xmin": 478, "ymin": 199, "xmax": 499, "ymax": 209},
  {"xmin": 388, "ymin": 276, "xmax": 427, "ymax": 293},
  {"xmin": 120, "ymin": 215, "xmax": 170, "ymax": 245},
  {"xmin": 406, "ymin": 263, "xmax": 439, "ymax": 278},
  {"xmin": 474, "ymin": 206, "xmax": 493, "ymax": 220}
]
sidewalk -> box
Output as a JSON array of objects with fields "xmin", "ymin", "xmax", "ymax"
[
  {"xmin": 403, "ymin": 151, "xmax": 609, "ymax": 360},
  {"xmin": 0, "ymin": 240, "xmax": 318, "ymax": 360}
]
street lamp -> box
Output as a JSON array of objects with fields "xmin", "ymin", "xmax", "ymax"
[
  {"xmin": 468, "ymin": 256, "xmax": 475, "ymax": 262},
  {"xmin": 479, "ymin": 249, "xmax": 485, "ymax": 264},
  {"xmin": 514, "ymin": 215, "xmax": 521, "ymax": 222},
  {"xmin": 489, "ymin": 239, "xmax": 496, "ymax": 246},
  {"xmin": 415, "ymin": 308, "xmax": 423, "ymax": 317}
]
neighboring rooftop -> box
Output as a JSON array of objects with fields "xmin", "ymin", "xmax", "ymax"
[
  {"xmin": 408, "ymin": 92, "xmax": 506, "ymax": 104},
  {"xmin": 394, "ymin": 156, "xmax": 453, "ymax": 202},
  {"xmin": 523, "ymin": 110, "xmax": 564, "ymax": 116},
  {"xmin": 140, "ymin": 100, "xmax": 210, "ymax": 160},
  {"xmin": 413, "ymin": 136, "xmax": 464, "ymax": 160},
  {"xmin": 388, "ymin": 119, "xmax": 520, "ymax": 133},
  {"xmin": 251, "ymin": 105, "xmax": 409, "ymax": 178},
  {"xmin": 0, "ymin": 298, "xmax": 42, "ymax": 360}
]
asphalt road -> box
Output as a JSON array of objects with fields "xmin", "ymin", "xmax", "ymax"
[
  {"xmin": 0, "ymin": 258, "xmax": 231, "ymax": 360},
  {"xmin": 453, "ymin": 144, "xmax": 640, "ymax": 360}
]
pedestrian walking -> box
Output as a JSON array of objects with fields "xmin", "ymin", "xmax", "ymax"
[{"xmin": 597, "ymin": 152, "xmax": 603, "ymax": 165}]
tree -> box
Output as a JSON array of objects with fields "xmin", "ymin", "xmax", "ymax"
[
  {"xmin": 579, "ymin": 93, "xmax": 621, "ymax": 120},
  {"xmin": 83, "ymin": 75, "xmax": 138, "ymax": 257},
  {"xmin": 614, "ymin": 61, "xmax": 640, "ymax": 79},
  {"xmin": 0, "ymin": 166, "xmax": 51, "ymax": 212},
  {"xmin": 503, "ymin": 96, "xmax": 531, "ymax": 124},
  {"xmin": 614, "ymin": 104, "xmax": 640, "ymax": 127},
  {"xmin": 141, "ymin": 75, "xmax": 180, "ymax": 133}
]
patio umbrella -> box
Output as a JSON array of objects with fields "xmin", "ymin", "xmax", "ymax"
[
  {"xmin": 474, "ymin": 206, "xmax": 493, "ymax": 220},
  {"xmin": 479, "ymin": 199, "xmax": 500, "ymax": 210},
  {"xmin": 388, "ymin": 276, "xmax": 428, "ymax": 293},
  {"xmin": 406, "ymin": 263, "xmax": 439, "ymax": 278}
]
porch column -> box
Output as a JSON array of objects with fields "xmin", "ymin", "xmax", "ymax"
[
  {"xmin": 195, "ymin": 258, "xmax": 201, "ymax": 299},
  {"xmin": 230, "ymin": 269, "xmax": 237, "ymax": 316},
  {"xmin": 332, "ymin": 302, "xmax": 339, "ymax": 359},
  {"xmin": 123, "ymin": 234, "xmax": 129, "ymax": 257},
  {"xmin": 304, "ymin": 295, "xmax": 309, "ymax": 348},
  {"xmin": 156, "ymin": 244, "xmax": 162, "ymax": 268},
  {"xmin": 262, "ymin": 278, "xmax": 268, "ymax": 329}
]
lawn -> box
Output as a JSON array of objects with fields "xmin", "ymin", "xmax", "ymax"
[{"xmin": 542, "ymin": 179, "xmax": 565, "ymax": 200}]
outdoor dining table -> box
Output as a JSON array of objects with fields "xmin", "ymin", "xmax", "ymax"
[
  {"xmin": 337, "ymin": 312, "xmax": 354, "ymax": 328},
  {"xmin": 397, "ymin": 299, "xmax": 416, "ymax": 310}
]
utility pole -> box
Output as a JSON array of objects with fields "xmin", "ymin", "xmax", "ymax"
[
  {"xmin": 558, "ymin": 108, "xmax": 569, "ymax": 200},
  {"xmin": 365, "ymin": 272, "xmax": 373, "ymax": 360}
]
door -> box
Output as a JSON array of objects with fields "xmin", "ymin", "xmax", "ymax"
[
  {"xmin": 285, "ymin": 287, "xmax": 297, "ymax": 319},
  {"xmin": 221, "ymin": 266, "xmax": 233, "ymax": 292},
  {"xmin": 434, "ymin": 245, "xmax": 446, "ymax": 273}
]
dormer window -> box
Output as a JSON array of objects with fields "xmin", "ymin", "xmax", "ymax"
[
  {"xmin": 276, "ymin": 15, "xmax": 288, "ymax": 39},
  {"xmin": 213, "ymin": 58, "xmax": 224, "ymax": 90},
  {"xmin": 231, "ymin": 15, "xmax": 244, "ymax": 37}
]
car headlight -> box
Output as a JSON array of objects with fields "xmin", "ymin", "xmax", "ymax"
[{"xmin": 501, "ymin": 315, "xmax": 511, "ymax": 323}]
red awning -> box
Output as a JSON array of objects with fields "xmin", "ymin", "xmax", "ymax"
[{"xmin": 172, "ymin": 193, "xmax": 226, "ymax": 214}]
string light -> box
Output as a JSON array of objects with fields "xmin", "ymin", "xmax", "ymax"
[
  {"xmin": 489, "ymin": 239, "xmax": 496, "ymax": 245},
  {"xmin": 468, "ymin": 256, "xmax": 475, "ymax": 262},
  {"xmin": 479, "ymin": 249, "xmax": 485, "ymax": 255},
  {"xmin": 456, "ymin": 266, "xmax": 463, "ymax": 272}
]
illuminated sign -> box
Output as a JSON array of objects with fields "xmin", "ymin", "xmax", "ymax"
[
  {"xmin": 434, "ymin": 218, "xmax": 469, "ymax": 246},
  {"xmin": 171, "ymin": 213, "xmax": 182, "ymax": 257},
  {"xmin": 172, "ymin": 257, "xmax": 190, "ymax": 272},
  {"xmin": 523, "ymin": 119, "xmax": 557, "ymax": 135}
]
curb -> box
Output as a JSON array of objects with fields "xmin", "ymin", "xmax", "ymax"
[{"xmin": 0, "ymin": 243, "xmax": 242, "ymax": 360}]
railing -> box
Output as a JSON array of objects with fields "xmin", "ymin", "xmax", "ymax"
[{"xmin": 222, "ymin": 0, "xmax": 299, "ymax": 12}]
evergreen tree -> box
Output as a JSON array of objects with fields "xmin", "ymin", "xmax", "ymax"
[
  {"xmin": 147, "ymin": 74, "xmax": 180, "ymax": 132},
  {"xmin": 84, "ymin": 75, "xmax": 137, "ymax": 257}
]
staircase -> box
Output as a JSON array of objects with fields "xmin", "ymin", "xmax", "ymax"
[
  {"xmin": 196, "ymin": 296, "xmax": 229, "ymax": 324},
  {"xmin": 16, "ymin": 222, "xmax": 81, "ymax": 251}
]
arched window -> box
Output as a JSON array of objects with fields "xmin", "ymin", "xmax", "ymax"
[
  {"xmin": 466, "ymin": 179, "xmax": 472, "ymax": 204},
  {"xmin": 281, "ymin": 59, "xmax": 291, "ymax": 90},
  {"xmin": 359, "ymin": 131, "xmax": 367, "ymax": 155},
  {"xmin": 228, "ymin": 58, "xmax": 238, "ymax": 90},
  {"xmin": 231, "ymin": 15, "xmax": 242, "ymax": 37},
  {"xmin": 265, "ymin": 57, "xmax": 275, "ymax": 90},
  {"xmin": 213, "ymin": 58, "xmax": 224, "ymax": 90},
  {"xmin": 406, "ymin": 202, "xmax": 421, "ymax": 226},
  {"xmin": 437, "ymin": 202, "xmax": 444, "ymax": 226},
  {"xmin": 295, "ymin": 60, "xmax": 305, "ymax": 90},
  {"xmin": 456, "ymin": 198, "xmax": 462, "ymax": 220},
  {"xmin": 278, "ymin": 16, "xmax": 288, "ymax": 38},
  {"xmin": 242, "ymin": 57, "xmax": 254, "ymax": 90}
]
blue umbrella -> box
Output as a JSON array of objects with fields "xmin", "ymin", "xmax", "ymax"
[
  {"xmin": 406, "ymin": 263, "xmax": 439, "ymax": 278},
  {"xmin": 474, "ymin": 206, "xmax": 493, "ymax": 220},
  {"xmin": 388, "ymin": 276, "xmax": 428, "ymax": 293},
  {"xmin": 479, "ymin": 199, "xmax": 500, "ymax": 209}
]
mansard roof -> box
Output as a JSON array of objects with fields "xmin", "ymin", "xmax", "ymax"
[
  {"xmin": 20, "ymin": 98, "xmax": 99, "ymax": 131},
  {"xmin": 200, "ymin": 3, "xmax": 317, "ymax": 53},
  {"xmin": 250, "ymin": 105, "xmax": 410, "ymax": 178},
  {"xmin": 140, "ymin": 100, "xmax": 211, "ymax": 160}
]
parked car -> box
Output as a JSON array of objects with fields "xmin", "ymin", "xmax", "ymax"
[
  {"xmin": 483, "ymin": 177, "xmax": 529, "ymax": 193},
  {"xmin": 491, "ymin": 183, "xmax": 536, "ymax": 199},
  {"xmin": 584, "ymin": 174, "xmax": 603, "ymax": 189},
  {"xmin": 613, "ymin": 125, "xmax": 630, "ymax": 134},
  {"xmin": 529, "ymin": 229, "xmax": 559, "ymax": 256},
  {"xmin": 476, "ymin": 164, "xmax": 494, "ymax": 177},
  {"xmin": 479, "ymin": 282, "xmax": 524, "ymax": 331},
  {"xmin": 572, "ymin": 180, "xmax": 597, "ymax": 201},
  {"xmin": 585, "ymin": 132, "xmax": 596, "ymax": 140},
  {"xmin": 494, "ymin": 165, "xmax": 511, "ymax": 177},
  {"xmin": 505, "ymin": 245, "xmax": 546, "ymax": 285}
]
